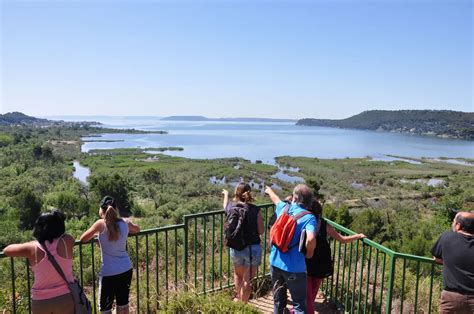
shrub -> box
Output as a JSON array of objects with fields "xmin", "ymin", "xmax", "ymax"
[
  {"xmin": 89, "ymin": 172, "xmax": 134, "ymax": 217},
  {"xmin": 13, "ymin": 188, "xmax": 42, "ymax": 230}
]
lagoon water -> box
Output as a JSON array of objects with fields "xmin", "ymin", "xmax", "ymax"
[
  {"xmin": 72, "ymin": 160, "xmax": 90, "ymax": 185},
  {"xmin": 54, "ymin": 116, "xmax": 474, "ymax": 162}
]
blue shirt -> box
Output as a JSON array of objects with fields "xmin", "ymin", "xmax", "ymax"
[
  {"xmin": 270, "ymin": 201, "xmax": 317, "ymax": 273},
  {"xmin": 98, "ymin": 219, "xmax": 132, "ymax": 276}
]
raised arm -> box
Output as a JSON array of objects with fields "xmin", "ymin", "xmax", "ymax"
[
  {"xmin": 3, "ymin": 242, "xmax": 35, "ymax": 259},
  {"xmin": 80, "ymin": 220, "xmax": 104, "ymax": 243},
  {"xmin": 265, "ymin": 186, "xmax": 281, "ymax": 205},
  {"xmin": 222, "ymin": 189, "xmax": 229, "ymax": 209},
  {"xmin": 327, "ymin": 224, "xmax": 366, "ymax": 244},
  {"xmin": 126, "ymin": 219, "xmax": 140, "ymax": 234}
]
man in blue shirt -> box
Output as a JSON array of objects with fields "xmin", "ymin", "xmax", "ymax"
[{"xmin": 265, "ymin": 184, "xmax": 317, "ymax": 314}]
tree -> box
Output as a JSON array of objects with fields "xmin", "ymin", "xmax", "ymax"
[
  {"xmin": 0, "ymin": 134, "xmax": 13, "ymax": 147},
  {"xmin": 436, "ymin": 194, "xmax": 464, "ymax": 224},
  {"xmin": 89, "ymin": 173, "xmax": 133, "ymax": 217},
  {"xmin": 306, "ymin": 177, "xmax": 325, "ymax": 201},
  {"xmin": 350, "ymin": 209, "xmax": 384, "ymax": 240},
  {"xmin": 13, "ymin": 189, "xmax": 42, "ymax": 230},
  {"xmin": 143, "ymin": 168, "xmax": 161, "ymax": 184},
  {"xmin": 335, "ymin": 206, "xmax": 352, "ymax": 226},
  {"xmin": 52, "ymin": 191, "xmax": 91, "ymax": 217}
]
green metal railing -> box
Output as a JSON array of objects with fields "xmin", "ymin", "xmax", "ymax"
[
  {"xmin": 0, "ymin": 204, "xmax": 274, "ymax": 313},
  {"xmin": 321, "ymin": 220, "xmax": 442, "ymax": 313},
  {"xmin": 1, "ymin": 205, "xmax": 442, "ymax": 313}
]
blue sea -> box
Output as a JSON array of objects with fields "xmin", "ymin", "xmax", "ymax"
[{"xmin": 50, "ymin": 116, "xmax": 474, "ymax": 163}]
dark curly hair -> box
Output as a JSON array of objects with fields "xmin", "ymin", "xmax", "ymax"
[
  {"xmin": 32, "ymin": 210, "xmax": 66, "ymax": 243},
  {"xmin": 311, "ymin": 199, "xmax": 323, "ymax": 217}
]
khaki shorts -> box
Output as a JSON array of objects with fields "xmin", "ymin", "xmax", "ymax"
[
  {"xmin": 440, "ymin": 290, "xmax": 474, "ymax": 314},
  {"xmin": 32, "ymin": 293, "xmax": 74, "ymax": 314}
]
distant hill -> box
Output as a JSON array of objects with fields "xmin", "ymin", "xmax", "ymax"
[
  {"xmin": 297, "ymin": 110, "xmax": 474, "ymax": 140},
  {"xmin": 0, "ymin": 112, "xmax": 101, "ymax": 127},
  {"xmin": 0, "ymin": 112, "xmax": 50, "ymax": 125},
  {"xmin": 162, "ymin": 116, "xmax": 296, "ymax": 123},
  {"xmin": 162, "ymin": 116, "xmax": 208, "ymax": 121}
]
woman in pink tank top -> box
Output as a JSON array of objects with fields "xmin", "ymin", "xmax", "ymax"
[{"xmin": 4, "ymin": 210, "xmax": 75, "ymax": 314}]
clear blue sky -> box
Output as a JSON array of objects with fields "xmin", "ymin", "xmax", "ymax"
[{"xmin": 1, "ymin": 0, "xmax": 472, "ymax": 119}]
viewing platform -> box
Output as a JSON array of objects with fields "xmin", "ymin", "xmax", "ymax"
[{"xmin": 0, "ymin": 204, "xmax": 442, "ymax": 313}]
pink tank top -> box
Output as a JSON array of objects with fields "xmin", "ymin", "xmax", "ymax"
[{"xmin": 31, "ymin": 238, "xmax": 74, "ymax": 300}]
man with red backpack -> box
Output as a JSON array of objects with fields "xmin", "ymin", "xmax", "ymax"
[{"xmin": 265, "ymin": 184, "xmax": 317, "ymax": 314}]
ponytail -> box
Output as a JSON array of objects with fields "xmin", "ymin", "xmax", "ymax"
[
  {"xmin": 241, "ymin": 190, "xmax": 254, "ymax": 203},
  {"xmin": 104, "ymin": 206, "xmax": 120, "ymax": 241},
  {"xmin": 234, "ymin": 183, "xmax": 254, "ymax": 204}
]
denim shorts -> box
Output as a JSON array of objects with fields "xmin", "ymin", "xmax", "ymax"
[{"xmin": 230, "ymin": 244, "xmax": 262, "ymax": 267}]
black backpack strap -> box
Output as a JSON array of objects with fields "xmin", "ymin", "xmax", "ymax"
[{"xmin": 318, "ymin": 218, "xmax": 327, "ymax": 237}]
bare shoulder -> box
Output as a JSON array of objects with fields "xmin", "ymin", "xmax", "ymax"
[
  {"xmin": 62, "ymin": 234, "xmax": 76, "ymax": 246},
  {"xmin": 93, "ymin": 219, "xmax": 106, "ymax": 230},
  {"xmin": 21, "ymin": 241, "xmax": 37, "ymax": 249}
]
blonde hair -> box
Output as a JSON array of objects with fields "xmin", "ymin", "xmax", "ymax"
[
  {"xmin": 233, "ymin": 183, "xmax": 254, "ymax": 203},
  {"xmin": 104, "ymin": 205, "xmax": 120, "ymax": 241}
]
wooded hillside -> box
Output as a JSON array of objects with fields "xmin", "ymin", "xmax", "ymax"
[{"xmin": 297, "ymin": 110, "xmax": 474, "ymax": 139}]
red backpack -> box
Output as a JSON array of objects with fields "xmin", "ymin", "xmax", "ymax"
[{"xmin": 270, "ymin": 204, "xmax": 311, "ymax": 253}]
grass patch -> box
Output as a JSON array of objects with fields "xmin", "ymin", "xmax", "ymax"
[{"xmin": 160, "ymin": 291, "xmax": 261, "ymax": 313}]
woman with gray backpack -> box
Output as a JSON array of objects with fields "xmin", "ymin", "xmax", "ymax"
[{"xmin": 223, "ymin": 183, "xmax": 264, "ymax": 303}]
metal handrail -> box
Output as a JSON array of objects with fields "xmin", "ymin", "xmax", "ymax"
[
  {"xmin": 324, "ymin": 218, "xmax": 441, "ymax": 313},
  {"xmin": 0, "ymin": 204, "xmax": 442, "ymax": 313}
]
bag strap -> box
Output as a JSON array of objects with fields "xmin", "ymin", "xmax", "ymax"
[
  {"xmin": 40, "ymin": 241, "xmax": 72, "ymax": 288},
  {"xmin": 281, "ymin": 203, "xmax": 290, "ymax": 215},
  {"xmin": 292, "ymin": 210, "xmax": 311, "ymax": 221}
]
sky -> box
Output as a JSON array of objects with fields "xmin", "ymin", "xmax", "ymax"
[{"xmin": 0, "ymin": 0, "xmax": 472, "ymax": 119}]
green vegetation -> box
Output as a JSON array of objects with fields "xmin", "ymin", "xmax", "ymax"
[
  {"xmin": 276, "ymin": 155, "xmax": 473, "ymax": 255},
  {"xmin": 88, "ymin": 147, "xmax": 183, "ymax": 155},
  {"xmin": 0, "ymin": 123, "xmax": 472, "ymax": 312},
  {"xmin": 160, "ymin": 291, "xmax": 260, "ymax": 313},
  {"xmin": 297, "ymin": 110, "xmax": 474, "ymax": 139},
  {"xmin": 1, "ymin": 124, "xmax": 473, "ymax": 254}
]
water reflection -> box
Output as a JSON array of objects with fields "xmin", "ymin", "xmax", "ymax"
[
  {"xmin": 400, "ymin": 178, "xmax": 445, "ymax": 187},
  {"xmin": 73, "ymin": 161, "xmax": 90, "ymax": 185},
  {"xmin": 272, "ymin": 167, "xmax": 304, "ymax": 184}
]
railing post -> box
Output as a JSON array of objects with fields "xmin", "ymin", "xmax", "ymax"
[
  {"xmin": 10, "ymin": 257, "xmax": 16, "ymax": 314},
  {"xmin": 385, "ymin": 254, "xmax": 397, "ymax": 313},
  {"xmin": 183, "ymin": 215, "xmax": 189, "ymax": 290}
]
